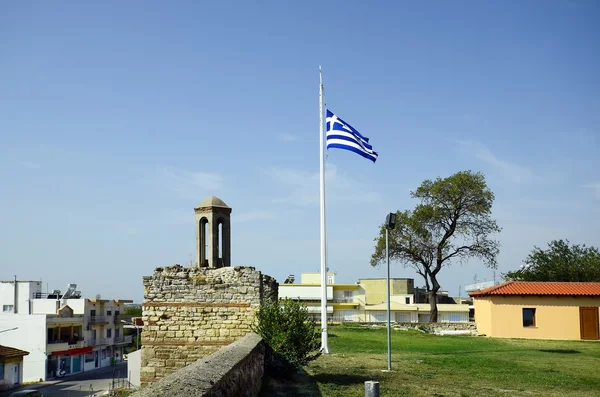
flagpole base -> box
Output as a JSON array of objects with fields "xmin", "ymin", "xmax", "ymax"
[{"xmin": 321, "ymin": 328, "xmax": 330, "ymax": 354}]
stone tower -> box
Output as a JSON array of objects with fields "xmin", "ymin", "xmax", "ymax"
[{"xmin": 194, "ymin": 196, "xmax": 231, "ymax": 268}]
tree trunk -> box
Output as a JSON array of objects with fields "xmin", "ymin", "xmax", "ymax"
[
  {"xmin": 428, "ymin": 274, "xmax": 441, "ymax": 323},
  {"xmin": 428, "ymin": 291, "xmax": 438, "ymax": 323}
]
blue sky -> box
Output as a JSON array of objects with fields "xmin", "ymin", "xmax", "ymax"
[{"xmin": 1, "ymin": 1, "xmax": 598, "ymax": 302}]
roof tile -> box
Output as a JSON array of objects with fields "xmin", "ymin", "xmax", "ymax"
[{"xmin": 469, "ymin": 281, "xmax": 600, "ymax": 297}]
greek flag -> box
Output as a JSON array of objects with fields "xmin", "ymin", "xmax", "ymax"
[{"xmin": 326, "ymin": 109, "xmax": 378, "ymax": 162}]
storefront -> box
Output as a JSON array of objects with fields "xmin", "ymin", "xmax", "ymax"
[{"xmin": 47, "ymin": 347, "xmax": 93, "ymax": 379}]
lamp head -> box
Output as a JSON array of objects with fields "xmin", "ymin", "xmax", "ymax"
[{"xmin": 385, "ymin": 212, "xmax": 396, "ymax": 229}]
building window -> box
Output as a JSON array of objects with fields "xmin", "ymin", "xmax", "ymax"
[
  {"xmin": 327, "ymin": 276, "xmax": 334, "ymax": 284},
  {"xmin": 107, "ymin": 329, "xmax": 112, "ymax": 338},
  {"xmin": 85, "ymin": 353, "xmax": 94, "ymax": 363},
  {"xmin": 371, "ymin": 311, "xmax": 387, "ymax": 322},
  {"xmin": 396, "ymin": 313, "xmax": 411, "ymax": 322},
  {"xmin": 2, "ymin": 305, "xmax": 14, "ymax": 313},
  {"xmin": 418, "ymin": 313, "xmax": 430, "ymax": 323},
  {"xmin": 107, "ymin": 310, "xmax": 112, "ymax": 316},
  {"xmin": 405, "ymin": 297, "xmax": 410, "ymax": 304},
  {"xmin": 449, "ymin": 313, "xmax": 462, "ymax": 322},
  {"xmin": 0, "ymin": 360, "xmax": 4, "ymax": 380},
  {"xmin": 522, "ymin": 308, "xmax": 536, "ymax": 327}
]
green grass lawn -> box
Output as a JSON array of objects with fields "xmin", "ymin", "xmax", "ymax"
[{"xmin": 299, "ymin": 324, "xmax": 600, "ymax": 397}]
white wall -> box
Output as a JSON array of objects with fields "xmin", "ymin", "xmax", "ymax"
[
  {"xmin": 279, "ymin": 285, "xmax": 333, "ymax": 300},
  {"xmin": 0, "ymin": 281, "xmax": 42, "ymax": 315},
  {"xmin": 0, "ymin": 360, "xmax": 22, "ymax": 389},
  {"xmin": 0, "ymin": 282, "xmax": 14, "ymax": 311},
  {"xmin": 32, "ymin": 300, "xmax": 58, "ymax": 314},
  {"xmin": 0, "ymin": 314, "xmax": 47, "ymax": 382},
  {"xmin": 63, "ymin": 299, "xmax": 85, "ymax": 314},
  {"xmin": 127, "ymin": 350, "xmax": 141, "ymax": 388}
]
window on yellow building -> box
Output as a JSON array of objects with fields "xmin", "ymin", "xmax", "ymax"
[
  {"xmin": 522, "ymin": 308, "xmax": 536, "ymax": 327},
  {"xmin": 449, "ymin": 313, "xmax": 462, "ymax": 322}
]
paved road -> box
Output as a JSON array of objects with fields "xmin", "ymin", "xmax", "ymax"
[{"xmin": 1, "ymin": 363, "xmax": 129, "ymax": 397}]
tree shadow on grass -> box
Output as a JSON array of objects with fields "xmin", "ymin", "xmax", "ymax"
[
  {"xmin": 419, "ymin": 349, "xmax": 529, "ymax": 356},
  {"xmin": 403, "ymin": 348, "xmax": 580, "ymax": 358},
  {"xmin": 260, "ymin": 366, "xmax": 322, "ymax": 397},
  {"xmin": 312, "ymin": 373, "xmax": 374, "ymax": 387},
  {"xmin": 539, "ymin": 349, "xmax": 580, "ymax": 354}
]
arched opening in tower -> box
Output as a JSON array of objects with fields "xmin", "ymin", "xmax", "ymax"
[
  {"xmin": 217, "ymin": 220, "xmax": 223, "ymax": 267},
  {"xmin": 200, "ymin": 217, "xmax": 209, "ymax": 267}
]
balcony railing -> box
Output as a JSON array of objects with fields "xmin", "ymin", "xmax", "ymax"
[
  {"xmin": 114, "ymin": 335, "xmax": 133, "ymax": 345},
  {"xmin": 89, "ymin": 316, "xmax": 108, "ymax": 324},
  {"xmin": 332, "ymin": 298, "xmax": 356, "ymax": 303},
  {"xmin": 114, "ymin": 314, "xmax": 133, "ymax": 324},
  {"xmin": 46, "ymin": 316, "xmax": 84, "ymax": 324},
  {"xmin": 46, "ymin": 339, "xmax": 85, "ymax": 353},
  {"xmin": 48, "ymin": 337, "xmax": 84, "ymax": 345},
  {"xmin": 87, "ymin": 338, "xmax": 108, "ymax": 346}
]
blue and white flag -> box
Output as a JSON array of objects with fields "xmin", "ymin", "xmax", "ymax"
[{"xmin": 325, "ymin": 109, "xmax": 378, "ymax": 163}]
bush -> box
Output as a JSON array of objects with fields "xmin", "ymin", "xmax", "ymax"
[{"xmin": 252, "ymin": 298, "xmax": 321, "ymax": 368}]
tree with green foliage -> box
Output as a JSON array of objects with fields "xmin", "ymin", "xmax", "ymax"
[
  {"xmin": 123, "ymin": 306, "xmax": 142, "ymax": 316},
  {"xmin": 251, "ymin": 298, "xmax": 321, "ymax": 368},
  {"xmin": 371, "ymin": 170, "xmax": 501, "ymax": 322},
  {"xmin": 504, "ymin": 239, "xmax": 600, "ymax": 282}
]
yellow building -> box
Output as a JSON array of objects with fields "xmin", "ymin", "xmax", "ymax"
[
  {"xmin": 359, "ymin": 278, "xmax": 415, "ymax": 305},
  {"xmin": 469, "ymin": 281, "xmax": 600, "ymax": 340}
]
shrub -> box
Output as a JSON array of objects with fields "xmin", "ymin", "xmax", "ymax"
[{"xmin": 252, "ymin": 298, "xmax": 321, "ymax": 368}]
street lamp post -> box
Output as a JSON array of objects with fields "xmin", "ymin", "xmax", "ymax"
[{"xmin": 384, "ymin": 212, "xmax": 396, "ymax": 372}]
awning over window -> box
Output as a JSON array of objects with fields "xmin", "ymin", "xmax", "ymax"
[{"xmin": 50, "ymin": 346, "xmax": 94, "ymax": 356}]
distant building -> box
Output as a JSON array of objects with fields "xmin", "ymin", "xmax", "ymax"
[
  {"xmin": 464, "ymin": 280, "xmax": 501, "ymax": 294},
  {"xmin": 0, "ymin": 279, "xmax": 133, "ymax": 382},
  {"xmin": 0, "ymin": 344, "xmax": 29, "ymax": 391},
  {"xmin": 278, "ymin": 272, "xmax": 469, "ymax": 324}
]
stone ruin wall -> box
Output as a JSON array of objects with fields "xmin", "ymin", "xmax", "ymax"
[{"xmin": 140, "ymin": 265, "xmax": 278, "ymax": 385}]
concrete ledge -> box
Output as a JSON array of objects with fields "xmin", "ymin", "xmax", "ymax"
[{"xmin": 131, "ymin": 333, "xmax": 265, "ymax": 397}]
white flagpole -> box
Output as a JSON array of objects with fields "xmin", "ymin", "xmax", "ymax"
[{"xmin": 319, "ymin": 66, "xmax": 330, "ymax": 354}]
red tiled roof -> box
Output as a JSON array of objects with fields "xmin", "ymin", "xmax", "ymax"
[
  {"xmin": 469, "ymin": 281, "xmax": 600, "ymax": 297},
  {"xmin": 0, "ymin": 345, "xmax": 29, "ymax": 359}
]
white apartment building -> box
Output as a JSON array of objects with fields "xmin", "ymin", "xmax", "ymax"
[{"xmin": 0, "ymin": 280, "xmax": 134, "ymax": 382}]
